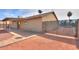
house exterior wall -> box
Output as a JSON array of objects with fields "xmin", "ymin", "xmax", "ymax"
[
  {"xmin": 2, "ymin": 21, "xmax": 10, "ymax": 29},
  {"xmin": 0, "ymin": 21, "xmax": 3, "ymax": 28},
  {"xmin": 20, "ymin": 18, "xmax": 43, "ymax": 32},
  {"xmin": 42, "ymin": 13, "xmax": 57, "ymax": 21},
  {"xmin": 42, "ymin": 13, "xmax": 58, "ymax": 32},
  {"xmin": 10, "ymin": 21, "xmax": 17, "ymax": 29},
  {"xmin": 42, "ymin": 21, "xmax": 58, "ymax": 32}
]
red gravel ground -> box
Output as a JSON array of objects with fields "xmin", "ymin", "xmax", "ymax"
[
  {"xmin": 0, "ymin": 34, "xmax": 78, "ymax": 50},
  {"xmin": 0, "ymin": 30, "xmax": 13, "ymax": 41}
]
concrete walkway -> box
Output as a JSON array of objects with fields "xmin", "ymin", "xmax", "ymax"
[{"xmin": 45, "ymin": 33, "xmax": 76, "ymax": 39}]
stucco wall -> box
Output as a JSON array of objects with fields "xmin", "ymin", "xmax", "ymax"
[
  {"xmin": 10, "ymin": 22, "xmax": 17, "ymax": 29},
  {"xmin": 20, "ymin": 18, "xmax": 42, "ymax": 32},
  {"xmin": 42, "ymin": 13, "xmax": 58, "ymax": 32},
  {"xmin": 42, "ymin": 13, "xmax": 57, "ymax": 21},
  {"xmin": 0, "ymin": 21, "xmax": 3, "ymax": 28},
  {"xmin": 42, "ymin": 21, "xmax": 58, "ymax": 32}
]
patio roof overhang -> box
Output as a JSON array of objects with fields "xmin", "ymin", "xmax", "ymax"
[{"xmin": 2, "ymin": 16, "xmax": 42, "ymax": 22}]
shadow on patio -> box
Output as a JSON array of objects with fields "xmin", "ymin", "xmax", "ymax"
[{"xmin": 6, "ymin": 28, "xmax": 38, "ymax": 37}]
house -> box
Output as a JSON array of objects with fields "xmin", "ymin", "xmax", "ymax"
[{"xmin": 2, "ymin": 12, "xmax": 59, "ymax": 33}]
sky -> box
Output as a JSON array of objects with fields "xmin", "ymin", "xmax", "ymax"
[
  {"xmin": 0, "ymin": 9, "xmax": 79, "ymax": 20},
  {"xmin": 54, "ymin": 9, "xmax": 79, "ymax": 20}
]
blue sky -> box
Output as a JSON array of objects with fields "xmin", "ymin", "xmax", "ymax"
[
  {"xmin": 0, "ymin": 9, "xmax": 36, "ymax": 20},
  {"xmin": 0, "ymin": 9, "xmax": 79, "ymax": 20},
  {"xmin": 0, "ymin": 9, "xmax": 53, "ymax": 20}
]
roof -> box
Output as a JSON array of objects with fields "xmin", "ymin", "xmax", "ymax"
[
  {"xmin": 2, "ymin": 18, "xmax": 26, "ymax": 21},
  {"xmin": 2, "ymin": 11, "xmax": 58, "ymax": 21}
]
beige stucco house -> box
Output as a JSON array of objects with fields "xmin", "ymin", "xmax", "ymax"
[{"xmin": 3, "ymin": 12, "xmax": 59, "ymax": 33}]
